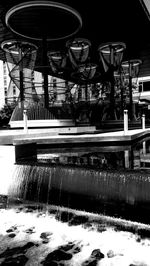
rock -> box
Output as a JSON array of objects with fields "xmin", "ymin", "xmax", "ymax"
[
  {"xmin": 91, "ymin": 249, "xmax": 104, "ymax": 260},
  {"xmin": 59, "ymin": 242, "xmax": 81, "ymax": 254},
  {"xmin": 41, "ymin": 249, "xmax": 72, "ymax": 265},
  {"xmin": 0, "ymin": 242, "xmax": 35, "ymax": 258},
  {"xmin": 40, "ymin": 232, "xmax": 52, "ymax": 239},
  {"xmin": 82, "ymin": 248, "xmax": 105, "ymax": 266},
  {"xmin": 8, "ymin": 233, "xmax": 16, "ymax": 238},
  {"xmin": 1, "ymin": 254, "xmax": 28, "ymax": 265},
  {"xmin": 42, "ymin": 239, "xmax": 49, "ymax": 244},
  {"xmin": 107, "ymin": 249, "xmax": 115, "ymax": 258},
  {"xmin": 6, "ymin": 226, "xmax": 17, "ymax": 233}
]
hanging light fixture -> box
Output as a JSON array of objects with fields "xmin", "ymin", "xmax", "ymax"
[
  {"xmin": 47, "ymin": 50, "xmax": 67, "ymax": 74},
  {"xmin": 121, "ymin": 59, "xmax": 142, "ymax": 78},
  {"xmin": 121, "ymin": 59, "xmax": 142, "ymax": 121},
  {"xmin": 1, "ymin": 39, "xmax": 38, "ymax": 110},
  {"xmin": 78, "ymin": 63, "xmax": 97, "ymax": 80},
  {"xmin": 97, "ymin": 42, "xmax": 126, "ymax": 120},
  {"xmin": 66, "ymin": 38, "xmax": 91, "ymax": 69},
  {"xmin": 98, "ymin": 42, "xmax": 126, "ymax": 73}
]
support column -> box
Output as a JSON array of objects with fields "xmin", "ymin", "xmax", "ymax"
[
  {"xmin": 142, "ymin": 114, "xmax": 145, "ymax": 130},
  {"xmin": 110, "ymin": 73, "xmax": 115, "ymax": 119},
  {"xmin": 23, "ymin": 110, "xmax": 28, "ymax": 134},
  {"xmin": 129, "ymin": 73, "xmax": 133, "ymax": 121},
  {"xmin": 124, "ymin": 150, "xmax": 129, "ymax": 168},
  {"xmin": 19, "ymin": 48, "xmax": 24, "ymax": 109},
  {"xmin": 109, "ymin": 46, "xmax": 115, "ymax": 120},
  {"xmin": 124, "ymin": 109, "xmax": 128, "ymax": 134}
]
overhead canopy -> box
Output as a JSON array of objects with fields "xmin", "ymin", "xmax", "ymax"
[{"xmin": 0, "ymin": 0, "xmax": 150, "ymax": 78}]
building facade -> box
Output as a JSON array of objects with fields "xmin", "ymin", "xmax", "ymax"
[{"xmin": 0, "ymin": 60, "xmax": 19, "ymax": 109}]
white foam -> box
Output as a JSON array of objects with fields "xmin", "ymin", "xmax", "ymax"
[{"xmin": 0, "ymin": 207, "xmax": 150, "ymax": 266}]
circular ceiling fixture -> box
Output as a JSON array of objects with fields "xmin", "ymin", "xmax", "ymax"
[{"xmin": 5, "ymin": 1, "xmax": 82, "ymax": 41}]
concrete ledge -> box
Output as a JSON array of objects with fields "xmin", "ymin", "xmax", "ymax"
[
  {"xmin": 13, "ymin": 129, "xmax": 150, "ymax": 146},
  {"xmin": 59, "ymin": 126, "xmax": 96, "ymax": 134},
  {"xmin": 9, "ymin": 119, "xmax": 75, "ymax": 128}
]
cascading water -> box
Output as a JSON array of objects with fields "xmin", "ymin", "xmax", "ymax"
[
  {"xmin": 1, "ymin": 142, "xmax": 150, "ymax": 265},
  {"xmin": 1, "ymin": 203, "xmax": 150, "ymax": 265},
  {"xmin": 6, "ymin": 160, "xmax": 150, "ymax": 224}
]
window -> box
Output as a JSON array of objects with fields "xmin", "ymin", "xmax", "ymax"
[
  {"xmin": 53, "ymin": 78, "xmax": 57, "ymax": 88},
  {"xmin": 143, "ymin": 81, "xmax": 150, "ymax": 92},
  {"xmin": 13, "ymin": 87, "xmax": 16, "ymax": 95},
  {"xmin": 3, "ymin": 63, "xmax": 7, "ymax": 75},
  {"xmin": 4, "ymin": 88, "xmax": 7, "ymax": 96},
  {"xmin": 4, "ymin": 77, "xmax": 7, "ymax": 86},
  {"xmin": 139, "ymin": 81, "xmax": 150, "ymax": 92}
]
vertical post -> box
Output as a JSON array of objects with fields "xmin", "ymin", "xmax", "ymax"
[
  {"xmin": 120, "ymin": 73, "xmax": 124, "ymax": 119},
  {"xmin": 120, "ymin": 88, "xmax": 124, "ymax": 119},
  {"xmin": 143, "ymin": 141, "xmax": 146, "ymax": 155},
  {"xmin": 142, "ymin": 114, "xmax": 145, "ymax": 130},
  {"xmin": 110, "ymin": 46, "xmax": 115, "ymax": 120},
  {"xmin": 124, "ymin": 150, "xmax": 129, "ymax": 168},
  {"xmin": 141, "ymin": 140, "xmax": 146, "ymax": 168},
  {"xmin": 124, "ymin": 109, "xmax": 128, "ymax": 134},
  {"xmin": 129, "ymin": 62, "xmax": 133, "ymax": 121},
  {"xmin": 42, "ymin": 37, "xmax": 49, "ymax": 108},
  {"xmin": 19, "ymin": 48, "xmax": 24, "ymax": 110},
  {"xmin": 23, "ymin": 110, "xmax": 28, "ymax": 134},
  {"xmin": 110, "ymin": 46, "xmax": 114, "ymax": 66}
]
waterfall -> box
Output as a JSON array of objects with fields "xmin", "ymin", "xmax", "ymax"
[{"xmin": 7, "ymin": 163, "xmax": 150, "ymax": 223}]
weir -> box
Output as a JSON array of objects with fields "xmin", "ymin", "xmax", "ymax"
[
  {"xmin": 1, "ymin": 141, "xmax": 150, "ymax": 265},
  {"xmin": 7, "ymin": 137, "xmax": 150, "ymax": 224},
  {"xmin": 8, "ymin": 163, "xmax": 150, "ymax": 222},
  {"xmin": 1, "ymin": 136, "xmax": 150, "ymax": 225}
]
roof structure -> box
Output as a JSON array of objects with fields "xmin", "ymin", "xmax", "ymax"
[{"xmin": 0, "ymin": 0, "xmax": 150, "ymax": 78}]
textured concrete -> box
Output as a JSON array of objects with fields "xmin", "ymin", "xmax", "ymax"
[
  {"xmin": 0, "ymin": 126, "xmax": 96, "ymax": 145},
  {"xmin": 12, "ymin": 128, "xmax": 150, "ymax": 146}
]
